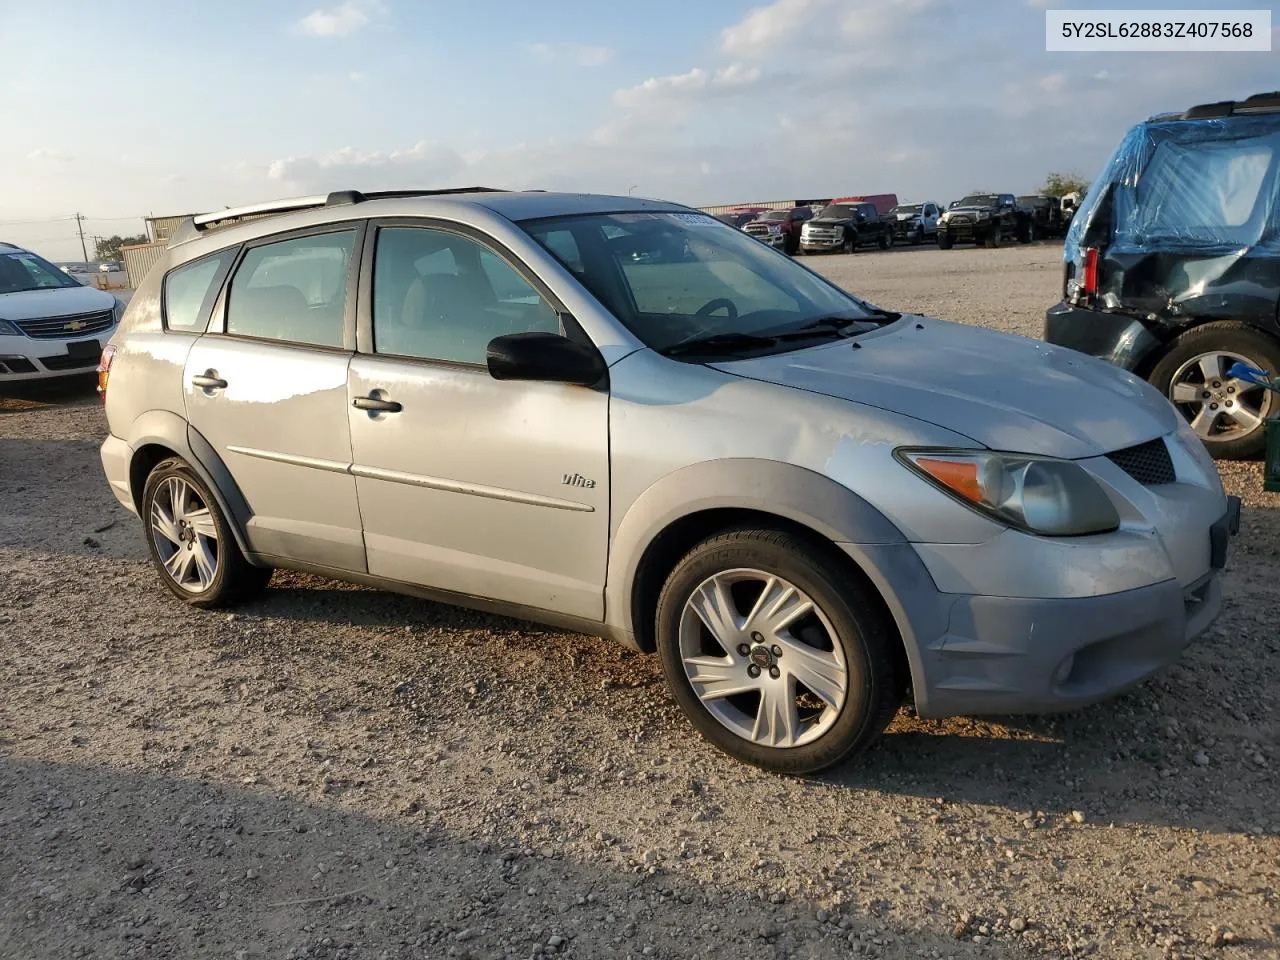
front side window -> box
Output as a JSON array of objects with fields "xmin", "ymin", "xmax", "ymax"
[
  {"xmin": 0, "ymin": 251, "xmax": 81, "ymax": 294},
  {"xmin": 372, "ymin": 227, "xmax": 560, "ymax": 364},
  {"xmin": 164, "ymin": 251, "xmax": 233, "ymax": 332},
  {"xmin": 225, "ymin": 231, "xmax": 355, "ymax": 347},
  {"xmin": 523, "ymin": 211, "xmax": 881, "ymax": 356}
]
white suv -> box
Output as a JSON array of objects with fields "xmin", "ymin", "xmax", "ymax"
[{"xmin": 0, "ymin": 242, "xmax": 121, "ymax": 381}]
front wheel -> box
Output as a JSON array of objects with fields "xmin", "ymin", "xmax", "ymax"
[
  {"xmin": 655, "ymin": 528, "xmax": 905, "ymax": 774},
  {"xmin": 141, "ymin": 457, "xmax": 272, "ymax": 608},
  {"xmin": 877, "ymin": 230, "xmax": 891, "ymax": 250},
  {"xmin": 937, "ymin": 234, "xmax": 953, "ymax": 250},
  {"xmin": 985, "ymin": 228, "xmax": 1002, "ymax": 249},
  {"xmin": 1150, "ymin": 322, "xmax": 1280, "ymax": 459}
]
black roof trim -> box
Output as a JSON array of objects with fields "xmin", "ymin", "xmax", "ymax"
[
  {"xmin": 324, "ymin": 187, "xmax": 510, "ymax": 206},
  {"xmin": 1172, "ymin": 91, "xmax": 1280, "ymax": 121}
]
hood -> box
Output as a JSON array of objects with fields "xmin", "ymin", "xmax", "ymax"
[
  {"xmin": 946, "ymin": 204, "xmax": 994, "ymax": 215},
  {"xmin": 711, "ymin": 317, "xmax": 1177, "ymax": 459},
  {"xmin": 807, "ymin": 216, "xmax": 862, "ymax": 226},
  {"xmin": 894, "ymin": 211, "xmax": 922, "ymax": 221},
  {"xmin": 0, "ymin": 284, "xmax": 117, "ymax": 321}
]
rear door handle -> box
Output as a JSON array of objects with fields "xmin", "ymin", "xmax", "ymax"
[
  {"xmin": 191, "ymin": 373, "xmax": 228, "ymax": 390},
  {"xmin": 353, "ymin": 395, "xmax": 402, "ymax": 413}
]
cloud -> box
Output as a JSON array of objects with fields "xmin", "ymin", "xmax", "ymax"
[
  {"xmin": 296, "ymin": 0, "xmax": 382, "ymax": 38},
  {"xmin": 348, "ymin": 71, "xmax": 366, "ymax": 82},
  {"xmin": 26, "ymin": 148, "xmax": 72, "ymax": 163},
  {"xmin": 721, "ymin": 0, "xmax": 942, "ymax": 57},
  {"xmin": 612, "ymin": 63, "xmax": 763, "ymax": 109},
  {"xmin": 526, "ymin": 42, "xmax": 614, "ymax": 67}
]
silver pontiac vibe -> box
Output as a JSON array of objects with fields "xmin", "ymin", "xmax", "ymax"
[{"xmin": 98, "ymin": 189, "xmax": 1240, "ymax": 774}]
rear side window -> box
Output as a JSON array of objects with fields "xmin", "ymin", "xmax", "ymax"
[
  {"xmin": 225, "ymin": 231, "xmax": 355, "ymax": 348},
  {"xmin": 1136, "ymin": 137, "xmax": 1274, "ymax": 231},
  {"xmin": 163, "ymin": 252, "xmax": 233, "ymax": 332}
]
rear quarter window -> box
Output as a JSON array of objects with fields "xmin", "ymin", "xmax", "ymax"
[{"xmin": 163, "ymin": 251, "xmax": 235, "ymax": 332}]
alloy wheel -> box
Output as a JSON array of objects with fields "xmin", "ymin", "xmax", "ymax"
[
  {"xmin": 150, "ymin": 476, "xmax": 219, "ymax": 593},
  {"xmin": 1169, "ymin": 350, "xmax": 1271, "ymax": 441},
  {"xmin": 678, "ymin": 568, "xmax": 848, "ymax": 749}
]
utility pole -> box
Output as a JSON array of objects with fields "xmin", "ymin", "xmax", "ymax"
[{"xmin": 74, "ymin": 213, "xmax": 88, "ymax": 262}]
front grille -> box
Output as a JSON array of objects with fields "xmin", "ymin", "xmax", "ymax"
[
  {"xmin": 1107, "ymin": 438, "xmax": 1176, "ymax": 485},
  {"xmin": 15, "ymin": 310, "xmax": 114, "ymax": 340},
  {"xmin": 949, "ymin": 215, "xmax": 971, "ymax": 224},
  {"xmin": 744, "ymin": 225, "xmax": 771, "ymax": 235}
]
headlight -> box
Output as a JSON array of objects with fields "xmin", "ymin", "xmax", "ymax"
[
  {"xmin": 896, "ymin": 449, "xmax": 1120, "ymax": 536},
  {"xmin": 112, "ymin": 299, "xmax": 125, "ymax": 324},
  {"xmin": 1173, "ymin": 418, "xmax": 1222, "ymax": 491},
  {"xmin": 977, "ymin": 211, "xmax": 991, "ymax": 220},
  {"xmin": 0, "ymin": 317, "xmax": 21, "ymax": 336}
]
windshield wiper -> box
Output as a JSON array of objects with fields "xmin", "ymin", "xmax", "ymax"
[
  {"xmin": 769, "ymin": 312, "xmax": 899, "ymax": 340},
  {"xmin": 660, "ymin": 331, "xmax": 779, "ymax": 357}
]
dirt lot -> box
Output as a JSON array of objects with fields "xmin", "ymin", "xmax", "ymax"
[{"xmin": 2, "ymin": 243, "xmax": 1277, "ymax": 960}]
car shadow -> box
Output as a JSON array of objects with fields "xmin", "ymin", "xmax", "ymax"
[{"xmin": 0, "ymin": 753, "xmax": 1023, "ymax": 959}]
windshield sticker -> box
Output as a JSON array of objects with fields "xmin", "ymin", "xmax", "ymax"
[{"xmin": 671, "ymin": 213, "xmax": 716, "ymax": 227}]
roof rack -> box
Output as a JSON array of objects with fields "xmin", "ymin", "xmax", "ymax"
[
  {"xmin": 168, "ymin": 186, "xmax": 515, "ymax": 247},
  {"xmin": 1178, "ymin": 91, "xmax": 1280, "ymax": 120}
]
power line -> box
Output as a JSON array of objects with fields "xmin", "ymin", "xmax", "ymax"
[{"xmin": 74, "ymin": 213, "xmax": 88, "ymax": 262}]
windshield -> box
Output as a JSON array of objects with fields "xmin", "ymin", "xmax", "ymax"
[
  {"xmin": 758, "ymin": 210, "xmax": 790, "ymax": 222},
  {"xmin": 890, "ymin": 204, "xmax": 923, "ymax": 215},
  {"xmin": 0, "ymin": 251, "xmax": 82, "ymax": 294},
  {"xmin": 816, "ymin": 204, "xmax": 860, "ymax": 219},
  {"xmin": 522, "ymin": 211, "xmax": 880, "ymax": 354},
  {"xmin": 956, "ymin": 195, "xmax": 998, "ymax": 208}
]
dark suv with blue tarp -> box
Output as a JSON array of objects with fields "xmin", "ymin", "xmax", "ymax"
[{"xmin": 1045, "ymin": 91, "xmax": 1280, "ymax": 459}]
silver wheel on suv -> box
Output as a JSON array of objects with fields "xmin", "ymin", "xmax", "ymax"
[
  {"xmin": 678, "ymin": 568, "xmax": 847, "ymax": 748},
  {"xmin": 150, "ymin": 476, "xmax": 220, "ymax": 593},
  {"xmin": 1168, "ymin": 350, "xmax": 1271, "ymax": 442}
]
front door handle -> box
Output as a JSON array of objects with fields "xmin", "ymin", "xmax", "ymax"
[
  {"xmin": 192, "ymin": 372, "xmax": 228, "ymax": 390},
  {"xmin": 353, "ymin": 395, "xmax": 402, "ymax": 413}
]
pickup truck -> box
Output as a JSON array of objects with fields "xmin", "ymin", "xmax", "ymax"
[
  {"xmin": 936, "ymin": 193, "xmax": 1028, "ymax": 248},
  {"xmin": 1016, "ymin": 195, "xmax": 1066, "ymax": 240},
  {"xmin": 799, "ymin": 200, "xmax": 893, "ymax": 254},
  {"xmin": 888, "ymin": 201, "xmax": 942, "ymax": 245},
  {"xmin": 742, "ymin": 206, "xmax": 812, "ymax": 254}
]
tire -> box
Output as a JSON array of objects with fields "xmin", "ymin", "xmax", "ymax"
[
  {"xmin": 937, "ymin": 234, "xmax": 953, "ymax": 250},
  {"xmin": 910, "ymin": 228, "xmax": 923, "ymax": 246},
  {"xmin": 141, "ymin": 457, "xmax": 272, "ymax": 608},
  {"xmin": 840, "ymin": 235, "xmax": 854, "ymax": 254},
  {"xmin": 1149, "ymin": 322, "xmax": 1280, "ymax": 460},
  {"xmin": 985, "ymin": 228, "xmax": 1001, "ymax": 249},
  {"xmin": 1021, "ymin": 222, "xmax": 1037, "ymax": 244},
  {"xmin": 877, "ymin": 229, "xmax": 891, "ymax": 251},
  {"xmin": 655, "ymin": 527, "xmax": 905, "ymax": 775}
]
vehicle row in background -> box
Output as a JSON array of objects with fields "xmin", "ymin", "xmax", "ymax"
[{"xmin": 723, "ymin": 192, "xmax": 1069, "ymax": 254}]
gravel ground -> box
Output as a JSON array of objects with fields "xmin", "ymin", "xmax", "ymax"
[{"xmin": 1, "ymin": 243, "xmax": 1277, "ymax": 960}]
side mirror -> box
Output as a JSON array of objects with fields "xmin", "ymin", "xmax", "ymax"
[{"xmin": 487, "ymin": 331, "xmax": 606, "ymax": 387}]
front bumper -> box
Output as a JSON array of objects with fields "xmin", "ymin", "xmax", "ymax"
[
  {"xmin": 1043, "ymin": 300, "xmax": 1164, "ymax": 372},
  {"xmin": 800, "ymin": 235, "xmax": 843, "ymax": 252},
  {"xmin": 847, "ymin": 496, "xmax": 1239, "ymax": 718},
  {"xmin": 745, "ymin": 231, "xmax": 785, "ymax": 248},
  {"xmin": 0, "ymin": 328, "xmax": 114, "ymax": 381},
  {"xmin": 937, "ymin": 221, "xmax": 990, "ymax": 243}
]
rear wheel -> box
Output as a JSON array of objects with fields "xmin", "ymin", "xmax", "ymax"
[
  {"xmin": 141, "ymin": 457, "xmax": 272, "ymax": 608},
  {"xmin": 1150, "ymin": 323, "xmax": 1280, "ymax": 459},
  {"xmin": 655, "ymin": 528, "xmax": 905, "ymax": 774}
]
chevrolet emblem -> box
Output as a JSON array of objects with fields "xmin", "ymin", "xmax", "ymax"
[{"xmin": 64, "ymin": 320, "xmax": 85, "ymax": 331}]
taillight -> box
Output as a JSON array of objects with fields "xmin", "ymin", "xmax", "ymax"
[
  {"xmin": 97, "ymin": 344, "xmax": 116, "ymax": 402},
  {"xmin": 1081, "ymin": 247, "xmax": 1099, "ymax": 296}
]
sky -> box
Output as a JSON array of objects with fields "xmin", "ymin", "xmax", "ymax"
[{"xmin": 0, "ymin": 0, "xmax": 1276, "ymax": 260}]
